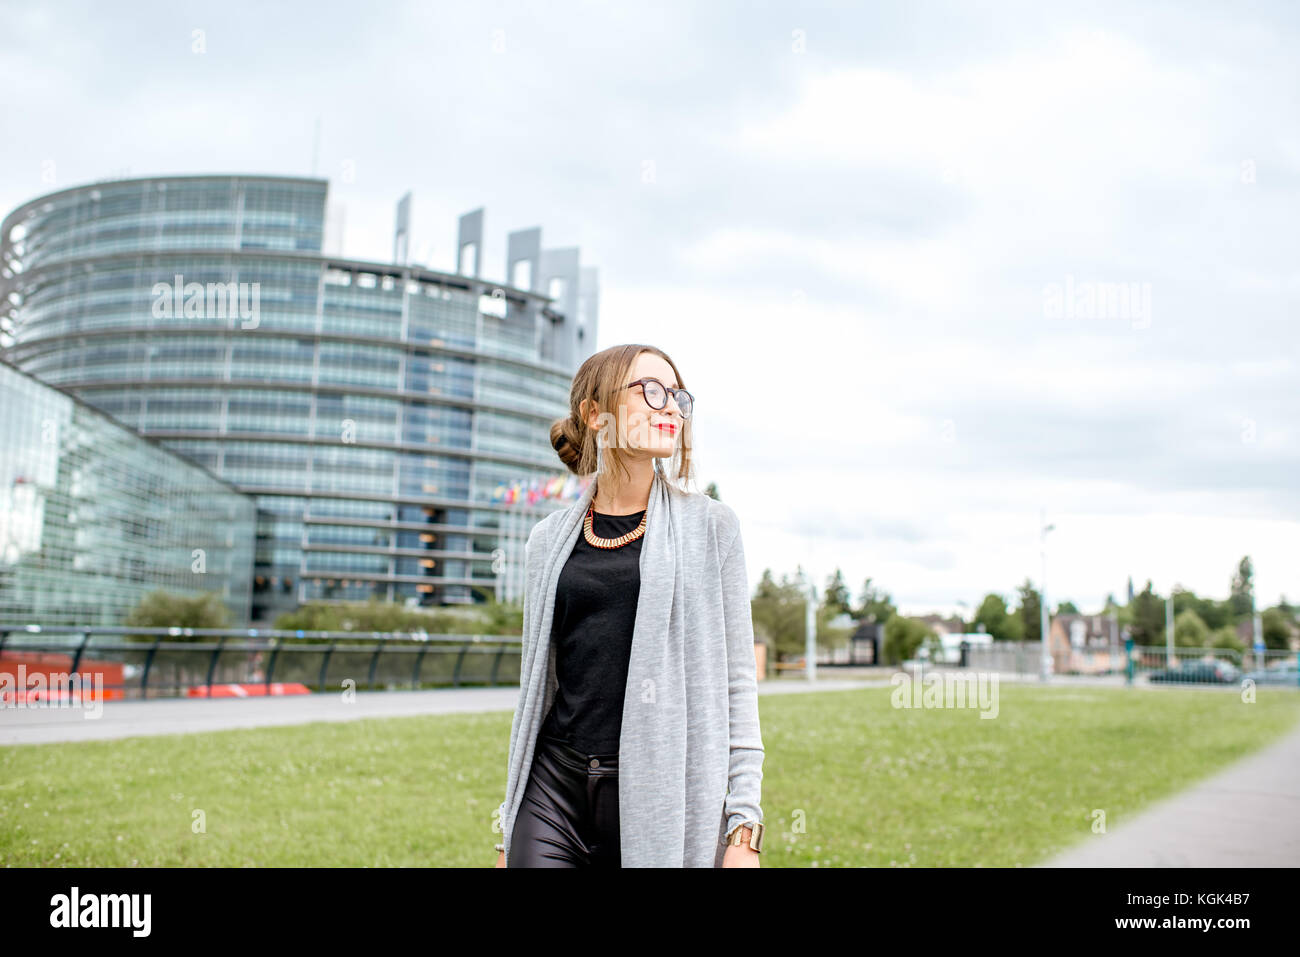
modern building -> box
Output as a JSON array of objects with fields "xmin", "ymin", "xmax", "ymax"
[
  {"xmin": 0, "ymin": 355, "xmax": 256, "ymax": 626},
  {"xmin": 0, "ymin": 174, "xmax": 598, "ymax": 622}
]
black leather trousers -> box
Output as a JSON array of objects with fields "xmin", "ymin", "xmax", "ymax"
[{"xmin": 508, "ymin": 733, "xmax": 621, "ymax": 867}]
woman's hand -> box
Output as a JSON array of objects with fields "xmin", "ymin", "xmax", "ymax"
[
  {"xmin": 721, "ymin": 843, "xmax": 761, "ymax": 868},
  {"xmin": 495, "ymin": 850, "xmax": 506, "ymax": 868}
]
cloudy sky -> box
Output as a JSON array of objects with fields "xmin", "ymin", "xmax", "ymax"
[{"xmin": 2, "ymin": 0, "xmax": 1296, "ymax": 616}]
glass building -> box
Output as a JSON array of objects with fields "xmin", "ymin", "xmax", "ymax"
[
  {"xmin": 0, "ymin": 356, "xmax": 256, "ymax": 626},
  {"xmin": 0, "ymin": 175, "xmax": 598, "ymax": 622}
]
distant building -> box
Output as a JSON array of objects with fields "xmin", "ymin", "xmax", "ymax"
[
  {"xmin": 847, "ymin": 620, "xmax": 885, "ymax": 665},
  {"xmin": 1050, "ymin": 613, "xmax": 1117, "ymax": 649},
  {"xmin": 0, "ymin": 356, "xmax": 256, "ymax": 626},
  {"xmin": 0, "ymin": 174, "xmax": 599, "ymax": 621},
  {"xmin": 915, "ymin": 613, "xmax": 966, "ymax": 635},
  {"xmin": 1049, "ymin": 612, "xmax": 1121, "ymax": 675}
]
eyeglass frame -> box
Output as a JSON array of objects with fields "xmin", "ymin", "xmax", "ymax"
[{"xmin": 625, "ymin": 377, "xmax": 694, "ymax": 419}]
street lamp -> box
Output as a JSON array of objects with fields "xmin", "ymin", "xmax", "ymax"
[
  {"xmin": 805, "ymin": 578, "xmax": 818, "ymax": 682},
  {"xmin": 1040, "ymin": 510, "xmax": 1055, "ymax": 682}
]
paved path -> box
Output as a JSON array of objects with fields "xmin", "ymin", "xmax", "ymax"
[
  {"xmin": 0, "ymin": 677, "xmax": 878, "ymax": 746},
  {"xmin": 1040, "ymin": 717, "xmax": 1300, "ymax": 867}
]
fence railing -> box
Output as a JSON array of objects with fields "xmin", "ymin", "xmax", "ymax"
[
  {"xmin": 1127, "ymin": 644, "xmax": 1298, "ymax": 687},
  {"xmin": 956, "ymin": 640, "xmax": 1298, "ymax": 687},
  {"xmin": 0, "ymin": 624, "xmax": 524, "ymax": 701}
]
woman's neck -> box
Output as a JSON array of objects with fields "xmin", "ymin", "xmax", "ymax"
[{"xmin": 592, "ymin": 465, "xmax": 654, "ymax": 514}]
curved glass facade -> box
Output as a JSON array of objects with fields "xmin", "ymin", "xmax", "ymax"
[
  {"xmin": 1, "ymin": 175, "xmax": 588, "ymax": 622},
  {"xmin": 0, "ymin": 358, "xmax": 256, "ymax": 627}
]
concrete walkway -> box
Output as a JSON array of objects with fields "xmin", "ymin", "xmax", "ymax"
[
  {"xmin": 0, "ymin": 677, "xmax": 878, "ymax": 746},
  {"xmin": 1040, "ymin": 718, "xmax": 1300, "ymax": 867}
]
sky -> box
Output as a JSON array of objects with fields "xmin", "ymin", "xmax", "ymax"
[{"xmin": 1, "ymin": 0, "xmax": 1296, "ymax": 618}]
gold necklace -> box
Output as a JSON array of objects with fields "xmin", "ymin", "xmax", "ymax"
[{"xmin": 583, "ymin": 503, "xmax": 647, "ymax": 549}]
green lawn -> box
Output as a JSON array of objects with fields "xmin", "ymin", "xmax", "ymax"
[{"xmin": 2, "ymin": 683, "xmax": 1298, "ymax": 867}]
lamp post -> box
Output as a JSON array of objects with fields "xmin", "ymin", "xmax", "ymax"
[
  {"xmin": 1040, "ymin": 510, "xmax": 1055, "ymax": 682},
  {"xmin": 805, "ymin": 578, "xmax": 818, "ymax": 682},
  {"xmin": 1251, "ymin": 587, "xmax": 1264, "ymax": 668},
  {"xmin": 1166, "ymin": 593, "xmax": 1174, "ymax": 668}
]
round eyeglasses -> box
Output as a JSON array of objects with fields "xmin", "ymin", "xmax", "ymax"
[{"xmin": 626, "ymin": 377, "xmax": 693, "ymax": 419}]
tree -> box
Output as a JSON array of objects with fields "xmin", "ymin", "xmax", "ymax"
[
  {"xmin": 1211, "ymin": 625, "xmax": 1245, "ymax": 653},
  {"xmin": 703, "ymin": 482, "xmax": 720, "ymax": 501},
  {"xmin": 125, "ymin": 589, "xmax": 231, "ymax": 637},
  {"xmin": 1275, "ymin": 596, "xmax": 1297, "ymax": 628},
  {"xmin": 822, "ymin": 569, "xmax": 853, "ymax": 619},
  {"xmin": 1172, "ymin": 587, "xmax": 1231, "ymax": 631},
  {"xmin": 853, "ymin": 577, "xmax": 896, "ymax": 624},
  {"xmin": 1055, "ymin": 600, "xmax": 1079, "ymax": 615},
  {"xmin": 882, "ymin": 616, "xmax": 934, "ymax": 665},
  {"xmin": 814, "ymin": 569, "xmax": 855, "ymax": 656},
  {"xmin": 1173, "ymin": 609, "xmax": 1209, "ymax": 649},
  {"xmin": 1229, "ymin": 556, "xmax": 1254, "ymax": 621},
  {"xmin": 1129, "ymin": 581, "xmax": 1166, "ymax": 645},
  {"xmin": 1016, "ymin": 579, "xmax": 1042, "ymax": 644},
  {"xmin": 975, "ymin": 593, "xmax": 1023, "ymax": 642},
  {"xmin": 751, "ymin": 569, "xmax": 814, "ymax": 663},
  {"xmin": 1261, "ymin": 607, "xmax": 1292, "ymax": 650}
]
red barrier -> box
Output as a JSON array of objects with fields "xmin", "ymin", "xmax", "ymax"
[
  {"xmin": 0, "ymin": 651, "xmax": 125, "ymax": 702},
  {"xmin": 186, "ymin": 682, "xmax": 312, "ymax": 698}
]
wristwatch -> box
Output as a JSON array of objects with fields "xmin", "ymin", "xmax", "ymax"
[{"xmin": 725, "ymin": 821, "xmax": 764, "ymax": 853}]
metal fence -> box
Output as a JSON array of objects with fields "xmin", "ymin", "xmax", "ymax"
[
  {"xmin": 962, "ymin": 638, "xmax": 1298, "ymax": 687},
  {"xmin": 964, "ymin": 640, "xmax": 1097, "ymax": 678},
  {"xmin": 0, "ymin": 624, "xmax": 524, "ymax": 701},
  {"xmin": 1127, "ymin": 644, "xmax": 1298, "ymax": 687}
]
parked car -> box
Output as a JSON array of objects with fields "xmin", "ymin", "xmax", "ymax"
[
  {"xmin": 1242, "ymin": 660, "xmax": 1300, "ymax": 687},
  {"xmin": 1147, "ymin": 659, "xmax": 1240, "ymax": 684}
]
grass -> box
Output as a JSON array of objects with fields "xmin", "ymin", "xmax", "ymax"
[{"xmin": 2, "ymin": 683, "xmax": 1298, "ymax": 866}]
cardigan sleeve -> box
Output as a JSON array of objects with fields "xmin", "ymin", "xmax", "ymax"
[
  {"xmin": 496, "ymin": 518, "xmax": 548, "ymax": 843},
  {"xmin": 719, "ymin": 520, "xmax": 765, "ymax": 838}
]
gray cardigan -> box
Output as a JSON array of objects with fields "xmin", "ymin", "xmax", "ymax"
[{"xmin": 497, "ymin": 467, "xmax": 765, "ymax": 866}]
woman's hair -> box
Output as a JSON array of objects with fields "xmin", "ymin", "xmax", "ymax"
[{"xmin": 550, "ymin": 343, "xmax": 695, "ymax": 494}]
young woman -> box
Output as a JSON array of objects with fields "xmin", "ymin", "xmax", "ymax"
[{"xmin": 494, "ymin": 343, "xmax": 766, "ymax": 867}]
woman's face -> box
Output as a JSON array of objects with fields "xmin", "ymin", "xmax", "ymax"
[{"xmin": 585, "ymin": 352, "xmax": 685, "ymax": 461}]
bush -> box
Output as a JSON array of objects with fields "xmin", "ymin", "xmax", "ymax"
[
  {"xmin": 882, "ymin": 616, "xmax": 935, "ymax": 665},
  {"xmin": 1211, "ymin": 626, "xmax": 1245, "ymax": 653},
  {"xmin": 272, "ymin": 594, "xmax": 522, "ymax": 637},
  {"xmin": 1173, "ymin": 609, "xmax": 1209, "ymax": 648},
  {"xmin": 124, "ymin": 590, "xmax": 231, "ymax": 639}
]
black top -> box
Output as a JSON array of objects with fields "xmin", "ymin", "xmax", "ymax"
[{"xmin": 538, "ymin": 507, "xmax": 646, "ymax": 755}]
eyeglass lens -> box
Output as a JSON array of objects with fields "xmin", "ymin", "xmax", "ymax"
[{"xmin": 642, "ymin": 380, "xmax": 691, "ymax": 418}]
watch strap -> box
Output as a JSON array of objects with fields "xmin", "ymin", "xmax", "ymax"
[{"xmin": 726, "ymin": 820, "xmax": 764, "ymax": 853}]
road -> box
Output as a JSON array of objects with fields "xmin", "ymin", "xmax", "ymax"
[{"xmin": 0, "ymin": 677, "xmax": 876, "ymax": 745}]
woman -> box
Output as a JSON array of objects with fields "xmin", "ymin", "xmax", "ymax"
[{"xmin": 493, "ymin": 343, "xmax": 766, "ymax": 867}]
